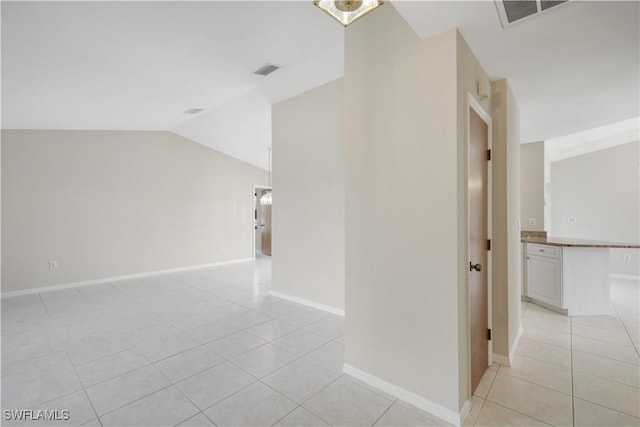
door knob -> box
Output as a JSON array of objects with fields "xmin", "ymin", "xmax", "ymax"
[{"xmin": 469, "ymin": 262, "xmax": 482, "ymax": 272}]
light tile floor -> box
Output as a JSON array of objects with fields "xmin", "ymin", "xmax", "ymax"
[
  {"xmin": 467, "ymin": 278, "xmax": 640, "ymax": 427},
  {"xmin": 1, "ymin": 260, "xmax": 638, "ymax": 426}
]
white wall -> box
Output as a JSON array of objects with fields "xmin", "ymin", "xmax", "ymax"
[
  {"xmin": 490, "ymin": 79, "xmax": 522, "ymax": 361},
  {"xmin": 343, "ymin": 3, "xmax": 497, "ymax": 421},
  {"xmin": 544, "ymin": 147, "xmax": 552, "ymax": 230},
  {"xmin": 345, "ymin": 9, "xmax": 458, "ymax": 417},
  {"xmin": 172, "ymin": 92, "xmax": 272, "ymax": 171},
  {"xmin": 550, "ymin": 141, "xmax": 640, "ymax": 277},
  {"xmin": 455, "ymin": 32, "xmax": 493, "ymax": 408},
  {"xmin": 271, "ymin": 78, "xmax": 345, "ymax": 310},
  {"xmin": 1, "ymin": 130, "xmax": 268, "ymax": 292},
  {"xmin": 520, "ymin": 141, "xmax": 545, "ymax": 231}
]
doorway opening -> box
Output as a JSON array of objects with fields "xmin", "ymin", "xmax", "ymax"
[
  {"xmin": 253, "ymin": 186, "xmax": 272, "ymax": 259},
  {"xmin": 467, "ymin": 93, "xmax": 493, "ymax": 395}
]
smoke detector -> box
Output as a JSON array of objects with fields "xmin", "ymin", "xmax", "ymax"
[{"xmin": 495, "ymin": 0, "xmax": 570, "ymax": 28}]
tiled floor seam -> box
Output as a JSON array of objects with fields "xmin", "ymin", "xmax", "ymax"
[
  {"xmin": 370, "ymin": 398, "xmax": 396, "ymax": 427},
  {"xmin": 613, "ymin": 305, "xmax": 640, "ymax": 358},
  {"xmin": 289, "ymin": 374, "xmax": 348, "ymax": 426},
  {"xmin": 481, "ymin": 399, "xmax": 555, "ymax": 427},
  {"xmin": 184, "ymin": 341, "xmax": 306, "ymax": 416},
  {"xmin": 570, "ymin": 333, "xmax": 637, "ymax": 348},
  {"xmin": 571, "ymin": 395, "xmax": 640, "ymax": 420},
  {"xmin": 39, "ymin": 291, "xmax": 104, "ymax": 426},
  {"xmin": 570, "ymin": 367, "xmax": 640, "ymax": 390},
  {"xmin": 267, "ymin": 404, "xmax": 300, "ymax": 427},
  {"xmin": 151, "ymin": 354, "xmax": 221, "ymax": 425},
  {"xmin": 73, "ymin": 349, "xmax": 144, "ymax": 387},
  {"xmin": 570, "ymin": 315, "xmax": 575, "ymax": 427},
  {"xmin": 571, "ymin": 348, "xmax": 640, "ymax": 366},
  {"xmin": 492, "ymin": 369, "xmax": 573, "ymax": 396},
  {"xmin": 196, "ymin": 375, "xmax": 260, "ymax": 414},
  {"xmin": 469, "ymin": 398, "xmax": 488, "ymax": 427},
  {"xmin": 94, "ymin": 382, "xmax": 177, "ymax": 421},
  {"xmin": 512, "ymin": 351, "xmax": 572, "ymax": 370},
  {"xmin": 477, "ymin": 302, "xmax": 563, "ymax": 427}
]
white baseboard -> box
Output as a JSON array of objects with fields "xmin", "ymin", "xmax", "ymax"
[
  {"xmin": 492, "ymin": 353, "xmax": 510, "ymax": 366},
  {"xmin": 611, "ymin": 274, "xmax": 640, "ymax": 281},
  {"xmin": 343, "ymin": 364, "xmax": 465, "ymax": 427},
  {"xmin": 1, "ymin": 258, "xmax": 253, "ymax": 299},
  {"xmin": 458, "ymin": 399, "xmax": 471, "ymax": 426},
  {"xmin": 492, "ymin": 323, "xmax": 523, "ymax": 367},
  {"xmin": 269, "ymin": 291, "xmax": 345, "ymax": 317},
  {"xmin": 510, "ymin": 323, "xmax": 524, "ymax": 362}
]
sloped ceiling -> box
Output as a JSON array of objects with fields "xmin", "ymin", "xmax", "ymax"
[{"xmin": 2, "ymin": 1, "xmax": 638, "ymax": 169}]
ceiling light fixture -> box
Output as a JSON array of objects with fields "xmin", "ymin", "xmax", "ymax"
[{"xmin": 313, "ymin": 0, "xmax": 383, "ymax": 27}]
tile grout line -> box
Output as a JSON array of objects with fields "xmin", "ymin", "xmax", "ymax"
[
  {"xmin": 612, "ymin": 304, "xmax": 640, "ymax": 358},
  {"xmin": 570, "ymin": 395, "xmax": 640, "ymax": 420},
  {"xmin": 519, "ymin": 333, "xmax": 572, "ymax": 350},
  {"xmin": 470, "ymin": 398, "xmax": 488, "ymax": 427},
  {"xmin": 38, "ymin": 292, "xmax": 105, "ymax": 427},
  {"xmin": 570, "ymin": 345, "xmax": 640, "ymax": 366},
  {"xmin": 570, "ymin": 363, "xmax": 640, "ymax": 390},
  {"xmin": 96, "ymin": 383, "xmax": 177, "ymax": 422},
  {"xmin": 182, "ymin": 332, "xmax": 315, "ymax": 420},
  {"xmin": 481, "ymin": 400, "xmax": 554, "ymax": 427},
  {"xmin": 570, "ymin": 315, "xmax": 575, "ymax": 427},
  {"xmin": 498, "ymin": 346, "xmax": 573, "ymax": 375},
  {"xmin": 481, "ymin": 303, "xmax": 568, "ymax": 427},
  {"xmin": 137, "ymin": 342, "xmax": 215, "ymax": 424},
  {"xmin": 267, "ymin": 404, "xmax": 301, "ymax": 427},
  {"xmin": 291, "ymin": 374, "xmax": 348, "ymax": 426},
  {"xmin": 370, "ymin": 398, "xmax": 396, "ymax": 427},
  {"xmin": 65, "ymin": 293, "xmax": 336, "ymax": 404},
  {"xmin": 8, "ymin": 263, "xmax": 430, "ymax": 427}
]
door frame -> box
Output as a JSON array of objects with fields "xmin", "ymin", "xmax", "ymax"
[
  {"xmin": 252, "ymin": 185, "xmax": 271, "ymax": 259},
  {"xmin": 465, "ymin": 92, "xmax": 493, "ymax": 385}
]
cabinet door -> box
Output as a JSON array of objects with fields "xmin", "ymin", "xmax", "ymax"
[{"xmin": 527, "ymin": 255, "xmax": 562, "ymax": 308}]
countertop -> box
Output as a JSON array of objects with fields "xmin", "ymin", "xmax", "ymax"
[{"xmin": 521, "ymin": 236, "xmax": 640, "ymax": 249}]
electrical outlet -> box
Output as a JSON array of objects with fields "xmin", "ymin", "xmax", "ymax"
[
  {"xmin": 568, "ymin": 217, "xmax": 576, "ymax": 223},
  {"xmin": 624, "ymin": 253, "xmax": 632, "ymax": 261},
  {"xmin": 49, "ymin": 260, "xmax": 58, "ymax": 270},
  {"xmin": 528, "ymin": 218, "xmax": 536, "ymax": 226}
]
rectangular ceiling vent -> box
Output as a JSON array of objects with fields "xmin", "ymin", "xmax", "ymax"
[
  {"xmin": 495, "ymin": 0, "xmax": 570, "ymax": 28},
  {"xmin": 183, "ymin": 108, "xmax": 204, "ymax": 115},
  {"xmin": 253, "ymin": 64, "xmax": 280, "ymax": 76}
]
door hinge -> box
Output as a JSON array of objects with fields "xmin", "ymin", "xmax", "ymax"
[
  {"xmin": 487, "ymin": 149, "xmax": 492, "ymax": 161},
  {"xmin": 488, "ymin": 328, "xmax": 492, "ymax": 341},
  {"xmin": 487, "ymin": 239, "xmax": 491, "ymax": 251}
]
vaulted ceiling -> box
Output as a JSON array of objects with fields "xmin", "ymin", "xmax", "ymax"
[{"xmin": 2, "ymin": 1, "xmax": 638, "ymax": 170}]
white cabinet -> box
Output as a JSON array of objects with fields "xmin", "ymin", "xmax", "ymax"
[
  {"xmin": 525, "ymin": 243, "xmax": 564, "ymax": 310},
  {"xmin": 522, "ymin": 242, "xmax": 613, "ymax": 316}
]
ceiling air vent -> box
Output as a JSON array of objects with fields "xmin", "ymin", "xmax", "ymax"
[
  {"xmin": 495, "ymin": 0, "xmax": 569, "ymax": 28},
  {"xmin": 253, "ymin": 64, "xmax": 280, "ymax": 76},
  {"xmin": 183, "ymin": 108, "xmax": 204, "ymax": 115}
]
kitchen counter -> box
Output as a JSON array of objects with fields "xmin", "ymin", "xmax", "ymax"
[
  {"xmin": 521, "ymin": 236, "xmax": 640, "ymax": 249},
  {"xmin": 520, "ymin": 232, "xmax": 637, "ymax": 316}
]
